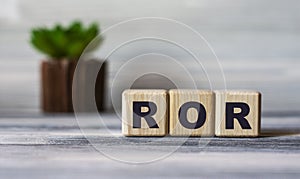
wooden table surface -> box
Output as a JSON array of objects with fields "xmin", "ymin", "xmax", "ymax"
[
  {"xmin": 0, "ymin": 113, "xmax": 299, "ymax": 178},
  {"xmin": 1, "ymin": 1, "xmax": 300, "ymax": 178}
]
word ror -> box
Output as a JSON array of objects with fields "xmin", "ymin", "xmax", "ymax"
[{"xmin": 122, "ymin": 89, "xmax": 261, "ymax": 137}]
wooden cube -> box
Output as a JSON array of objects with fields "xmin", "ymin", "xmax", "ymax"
[
  {"xmin": 215, "ymin": 90, "xmax": 261, "ymax": 137},
  {"xmin": 169, "ymin": 90, "xmax": 215, "ymax": 136},
  {"xmin": 122, "ymin": 89, "xmax": 168, "ymax": 136}
]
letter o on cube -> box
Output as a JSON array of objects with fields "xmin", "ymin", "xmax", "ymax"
[{"xmin": 169, "ymin": 90, "xmax": 215, "ymax": 136}]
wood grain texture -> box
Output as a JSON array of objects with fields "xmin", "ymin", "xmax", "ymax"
[
  {"xmin": 215, "ymin": 90, "xmax": 261, "ymax": 137},
  {"xmin": 41, "ymin": 60, "xmax": 76, "ymax": 112},
  {"xmin": 73, "ymin": 60, "xmax": 106, "ymax": 112},
  {"xmin": 122, "ymin": 89, "xmax": 168, "ymax": 136},
  {"xmin": 0, "ymin": 114, "xmax": 299, "ymax": 178},
  {"xmin": 169, "ymin": 90, "xmax": 215, "ymax": 136},
  {"xmin": 42, "ymin": 59, "xmax": 106, "ymax": 113}
]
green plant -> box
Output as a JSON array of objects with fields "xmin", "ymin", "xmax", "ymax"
[{"xmin": 30, "ymin": 21, "xmax": 103, "ymax": 60}]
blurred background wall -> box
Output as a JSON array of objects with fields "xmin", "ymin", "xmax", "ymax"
[{"xmin": 0, "ymin": 0, "xmax": 300, "ymax": 116}]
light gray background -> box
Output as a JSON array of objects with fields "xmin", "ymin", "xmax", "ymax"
[{"xmin": 0, "ymin": 0, "xmax": 300, "ymax": 115}]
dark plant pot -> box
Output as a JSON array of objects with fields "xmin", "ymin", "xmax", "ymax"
[{"xmin": 41, "ymin": 59, "xmax": 106, "ymax": 113}]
